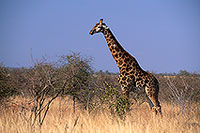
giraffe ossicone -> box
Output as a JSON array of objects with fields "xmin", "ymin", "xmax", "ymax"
[{"xmin": 89, "ymin": 19, "xmax": 162, "ymax": 117}]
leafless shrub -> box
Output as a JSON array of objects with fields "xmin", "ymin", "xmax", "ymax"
[
  {"xmin": 167, "ymin": 77, "xmax": 194, "ymax": 116},
  {"xmin": 10, "ymin": 52, "xmax": 95, "ymax": 128},
  {"xmin": 20, "ymin": 62, "xmax": 64, "ymax": 127}
]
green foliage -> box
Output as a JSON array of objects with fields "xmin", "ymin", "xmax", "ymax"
[
  {"xmin": 114, "ymin": 97, "xmax": 130, "ymax": 119},
  {"xmin": 101, "ymin": 82, "xmax": 131, "ymax": 119}
]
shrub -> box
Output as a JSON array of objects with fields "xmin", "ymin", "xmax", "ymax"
[
  {"xmin": 56, "ymin": 53, "xmax": 95, "ymax": 111},
  {"xmin": 0, "ymin": 64, "xmax": 18, "ymax": 108}
]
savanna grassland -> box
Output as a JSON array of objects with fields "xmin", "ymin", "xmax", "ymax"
[
  {"xmin": 0, "ymin": 97, "xmax": 199, "ymax": 133},
  {"xmin": 0, "ymin": 53, "xmax": 200, "ymax": 133}
]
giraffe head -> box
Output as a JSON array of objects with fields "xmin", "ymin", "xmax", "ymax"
[{"xmin": 89, "ymin": 19, "xmax": 108, "ymax": 35}]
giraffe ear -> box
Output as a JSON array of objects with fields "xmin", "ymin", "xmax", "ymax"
[{"xmin": 99, "ymin": 19, "xmax": 103, "ymax": 24}]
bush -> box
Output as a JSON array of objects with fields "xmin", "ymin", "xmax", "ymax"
[
  {"xmin": 0, "ymin": 64, "xmax": 19, "ymax": 108},
  {"xmin": 57, "ymin": 53, "xmax": 95, "ymax": 111}
]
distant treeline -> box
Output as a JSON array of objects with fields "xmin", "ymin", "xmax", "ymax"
[{"xmin": 95, "ymin": 69, "xmax": 200, "ymax": 76}]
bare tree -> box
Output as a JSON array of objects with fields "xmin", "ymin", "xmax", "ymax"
[
  {"xmin": 167, "ymin": 77, "xmax": 194, "ymax": 116},
  {"xmin": 22, "ymin": 62, "xmax": 64, "ymax": 127},
  {"xmin": 13, "ymin": 53, "xmax": 95, "ymax": 128}
]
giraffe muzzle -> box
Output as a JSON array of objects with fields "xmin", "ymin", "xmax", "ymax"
[{"xmin": 89, "ymin": 31, "xmax": 94, "ymax": 35}]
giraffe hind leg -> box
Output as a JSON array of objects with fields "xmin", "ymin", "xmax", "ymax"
[
  {"xmin": 145, "ymin": 87, "xmax": 162, "ymax": 117},
  {"xmin": 146, "ymin": 96, "xmax": 158, "ymax": 116},
  {"xmin": 148, "ymin": 96, "xmax": 161, "ymax": 116},
  {"xmin": 146, "ymin": 95, "xmax": 154, "ymax": 110}
]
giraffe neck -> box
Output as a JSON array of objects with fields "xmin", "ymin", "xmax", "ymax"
[{"xmin": 103, "ymin": 28, "xmax": 142, "ymax": 72}]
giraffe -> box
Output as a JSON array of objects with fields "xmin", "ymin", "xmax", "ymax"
[{"xmin": 89, "ymin": 19, "xmax": 162, "ymax": 116}]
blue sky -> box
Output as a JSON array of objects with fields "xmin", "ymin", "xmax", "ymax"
[{"xmin": 0, "ymin": 0, "xmax": 200, "ymax": 73}]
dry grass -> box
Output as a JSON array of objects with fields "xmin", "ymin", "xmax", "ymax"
[{"xmin": 0, "ymin": 97, "xmax": 200, "ymax": 133}]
